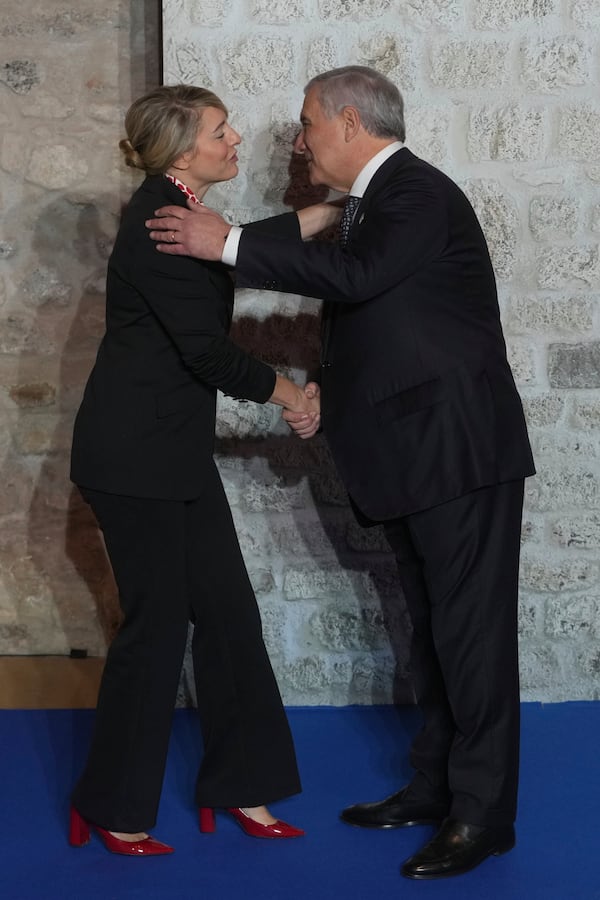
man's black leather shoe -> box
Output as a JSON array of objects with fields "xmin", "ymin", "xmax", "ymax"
[
  {"xmin": 340, "ymin": 787, "xmax": 449, "ymax": 829},
  {"xmin": 401, "ymin": 818, "xmax": 516, "ymax": 879}
]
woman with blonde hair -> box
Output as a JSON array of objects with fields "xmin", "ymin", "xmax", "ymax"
[{"xmin": 68, "ymin": 85, "xmax": 338, "ymax": 856}]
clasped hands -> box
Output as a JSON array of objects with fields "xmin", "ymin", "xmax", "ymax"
[{"xmin": 284, "ymin": 382, "xmax": 321, "ymax": 440}]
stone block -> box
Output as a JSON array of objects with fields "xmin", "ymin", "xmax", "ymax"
[
  {"xmin": 26, "ymin": 145, "xmax": 89, "ymax": 191},
  {"xmin": 405, "ymin": 106, "xmax": 451, "ymax": 167},
  {"xmin": 310, "ymin": 603, "xmax": 391, "ymax": 651},
  {"xmin": 404, "ymin": 0, "xmax": 463, "ymax": 29},
  {"xmin": 1, "ymin": 133, "xmax": 30, "ymax": 175},
  {"xmin": 280, "ymin": 655, "xmax": 329, "ymax": 692},
  {"xmin": 270, "ymin": 515, "xmax": 342, "ymax": 559},
  {"xmin": 518, "ymin": 597, "xmax": 541, "ymax": 638},
  {"xmin": 430, "ymin": 40, "xmax": 509, "ymax": 89},
  {"xmin": 252, "ymin": 0, "xmax": 306, "ymax": 21},
  {"xmin": 0, "ymin": 316, "xmax": 53, "ymax": 355},
  {"xmin": 521, "ymin": 36, "xmax": 589, "ymax": 93},
  {"xmin": 576, "ymin": 645, "xmax": 600, "ymax": 679},
  {"xmin": 242, "ymin": 475, "xmax": 311, "ymax": 512},
  {"xmin": 318, "ymin": 0, "xmax": 393, "ymax": 20},
  {"xmin": 221, "ymin": 38, "xmax": 294, "ymax": 95},
  {"xmin": 311, "ymin": 472, "xmax": 350, "ymax": 507},
  {"xmin": 7, "ymin": 382, "xmax": 56, "ymax": 409},
  {"xmin": 0, "ymin": 240, "xmax": 17, "ymax": 260},
  {"xmin": 473, "ymin": 0, "xmax": 556, "ymax": 29},
  {"xmin": 24, "ymin": 94, "xmax": 75, "ymax": 119},
  {"xmin": 587, "ymin": 166, "xmax": 600, "ymax": 183},
  {"xmin": 520, "ymin": 517, "xmax": 544, "ymax": 544},
  {"xmin": 306, "ymin": 36, "xmax": 340, "ymax": 80},
  {"xmin": 533, "ymin": 432, "xmax": 600, "ymax": 460},
  {"xmin": 248, "ymin": 568, "xmax": 276, "ymax": 596},
  {"xmin": 13, "ymin": 413, "xmax": 72, "ymax": 456},
  {"xmin": 345, "ymin": 521, "xmax": 391, "ymax": 553},
  {"xmin": 570, "ymin": 0, "xmax": 600, "ymax": 28},
  {"xmin": 524, "ymin": 388, "xmax": 564, "ymax": 425},
  {"xmin": 164, "ymin": 41, "xmax": 214, "ymax": 87},
  {"xmin": 20, "ymin": 265, "xmax": 72, "ymax": 308},
  {"xmin": 1, "ymin": 3, "xmax": 121, "ymax": 39},
  {"xmin": 572, "ymin": 400, "xmax": 600, "ymax": 430},
  {"xmin": 468, "ymin": 107, "xmax": 545, "ymax": 162},
  {"xmin": 521, "ymin": 555, "xmax": 599, "ymax": 592},
  {"xmin": 1, "ymin": 59, "xmax": 40, "ymax": 94},
  {"xmin": 283, "ymin": 564, "xmax": 365, "ymax": 601},
  {"xmin": 529, "ymin": 197, "xmax": 580, "ymax": 241},
  {"xmin": 512, "ymin": 165, "xmax": 569, "ymax": 187},
  {"xmin": 545, "ymin": 595, "xmax": 600, "ymax": 638},
  {"xmin": 537, "ymin": 246, "xmax": 600, "ymax": 289},
  {"xmin": 518, "ymin": 643, "xmax": 562, "ymax": 692},
  {"xmin": 463, "ymin": 180, "xmax": 518, "ymax": 279},
  {"xmin": 0, "ymin": 624, "xmax": 31, "ymax": 654},
  {"xmin": 526, "ymin": 466, "xmax": 600, "ymax": 512},
  {"xmin": 215, "ymin": 396, "xmax": 274, "ymax": 439},
  {"xmin": 350, "ymin": 653, "xmax": 399, "ymax": 704},
  {"xmin": 552, "ymin": 514, "xmax": 600, "ymax": 549},
  {"xmin": 356, "ymin": 35, "xmax": 415, "ymax": 88},
  {"xmin": 548, "ymin": 342, "xmax": 600, "ymax": 388},
  {"xmin": 507, "ymin": 295, "xmax": 593, "ymax": 333},
  {"xmin": 557, "ymin": 105, "xmax": 600, "ymax": 161},
  {"xmin": 506, "ymin": 341, "xmax": 537, "ymax": 385},
  {"xmin": 591, "ymin": 204, "xmax": 600, "ymax": 234}
]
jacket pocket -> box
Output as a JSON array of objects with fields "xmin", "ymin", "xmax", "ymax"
[{"xmin": 374, "ymin": 377, "xmax": 446, "ymax": 424}]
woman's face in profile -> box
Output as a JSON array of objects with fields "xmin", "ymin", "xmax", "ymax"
[{"xmin": 172, "ymin": 106, "xmax": 241, "ymax": 196}]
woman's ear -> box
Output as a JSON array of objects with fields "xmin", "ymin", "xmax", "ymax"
[{"xmin": 170, "ymin": 150, "xmax": 192, "ymax": 173}]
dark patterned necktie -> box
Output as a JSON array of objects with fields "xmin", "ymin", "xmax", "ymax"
[{"xmin": 338, "ymin": 195, "xmax": 361, "ymax": 247}]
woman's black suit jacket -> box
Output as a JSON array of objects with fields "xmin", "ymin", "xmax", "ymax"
[
  {"xmin": 233, "ymin": 148, "xmax": 535, "ymax": 521},
  {"xmin": 71, "ymin": 175, "xmax": 286, "ymax": 500}
]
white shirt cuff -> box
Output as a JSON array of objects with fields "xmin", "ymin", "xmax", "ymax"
[{"xmin": 222, "ymin": 226, "xmax": 242, "ymax": 265}]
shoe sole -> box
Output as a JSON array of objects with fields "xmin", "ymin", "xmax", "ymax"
[
  {"xmin": 340, "ymin": 815, "xmax": 443, "ymax": 829},
  {"xmin": 401, "ymin": 839, "xmax": 516, "ymax": 880}
]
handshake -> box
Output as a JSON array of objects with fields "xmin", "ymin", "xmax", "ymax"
[{"xmin": 283, "ymin": 381, "xmax": 321, "ymax": 440}]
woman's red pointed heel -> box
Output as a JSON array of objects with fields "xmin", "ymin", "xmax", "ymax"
[
  {"xmin": 198, "ymin": 806, "xmax": 304, "ymax": 839},
  {"xmin": 69, "ymin": 806, "xmax": 91, "ymax": 846},
  {"xmin": 199, "ymin": 807, "xmax": 216, "ymax": 833},
  {"xmin": 69, "ymin": 807, "xmax": 174, "ymax": 856}
]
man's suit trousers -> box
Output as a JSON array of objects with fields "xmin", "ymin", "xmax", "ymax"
[
  {"xmin": 71, "ymin": 462, "xmax": 300, "ymax": 832},
  {"xmin": 384, "ymin": 479, "xmax": 524, "ymax": 828}
]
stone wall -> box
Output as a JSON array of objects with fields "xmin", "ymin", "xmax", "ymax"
[
  {"xmin": 0, "ymin": 1, "xmax": 160, "ymax": 655},
  {"xmin": 0, "ymin": 1, "xmax": 598, "ymax": 705}
]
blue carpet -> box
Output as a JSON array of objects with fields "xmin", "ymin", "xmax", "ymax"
[{"xmin": 2, "ymin": 703, "xmax": 599, "ymax": 899}]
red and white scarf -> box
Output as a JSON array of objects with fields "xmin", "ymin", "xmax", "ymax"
[{"xmin": 164, "ymin": 173, "xmax": 201, "ymax": 205}]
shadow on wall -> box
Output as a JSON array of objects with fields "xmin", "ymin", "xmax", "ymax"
[
  {"xmin": 214, "ymin": 146, "xmax": 414, "ymax": 707},
  {"xmin": 18, "ymin": 93, "xmax": 413, "ymax": 706},
  {"xmin": 23, "ymin": 196, "xmax": 124, "ymax": 656}
]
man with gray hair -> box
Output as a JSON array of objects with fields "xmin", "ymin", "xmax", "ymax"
[{"xmin": 146, "ymin": 66, "xmax": 535, "ymax": 880}]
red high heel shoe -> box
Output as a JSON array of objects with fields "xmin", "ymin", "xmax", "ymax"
[
  {"xmin": 198, "ymin": 806, "xmax": 304, "ymax": 839},
  {"xmin": 69, "ymin": 807, "xmax": 174, "ymax": 856}
]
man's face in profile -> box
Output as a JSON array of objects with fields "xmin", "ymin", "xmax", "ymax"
[{"xmin": 294, "ymin": 86, "xmax": 351, "ymax": 193}]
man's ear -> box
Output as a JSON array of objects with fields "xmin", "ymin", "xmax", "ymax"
[{"xmin": 342, "ymin": 106, "xmax": 361, "ymax": 142}]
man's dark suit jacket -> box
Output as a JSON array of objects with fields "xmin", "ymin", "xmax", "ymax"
[
  {"xmin": 71, "ymin": 175, "xmax": 287, "ymax": 501},
  {"xmin": 234, "ymin": 148, "xmax": 535, "ymax": 521}
]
